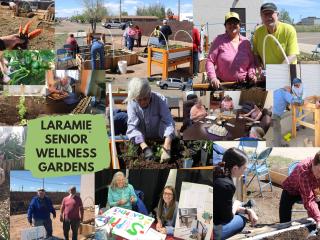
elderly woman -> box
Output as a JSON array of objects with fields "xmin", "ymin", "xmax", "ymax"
[
  {"xmin": 220, "ymin": 95, "xmax": 234, "ymax": 111},
  {"xmin": 206, "ymin": 12, "xmax": 256, "ymax": 89},
  {"xmin": 240, "ymin": 104, "xmax": 262, "ymax": 122},
  {"xmin": 107, "ymin": 172, "xmax": 137, "ymax": 210},
  {"xmin": 126, "ymin": 78, "xmax": 175, "ymax": 162},
  {"xmin": 190, "ymin": 99, "xmax": 208, "ymax": 122},
  {"xmin": 156, "ymin": 186, "xmax": 178, "ymax": 236}
]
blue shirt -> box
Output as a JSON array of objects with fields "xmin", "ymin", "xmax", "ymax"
[
  {"xmin": 108, "ymin": 184, "xmax": 138, "ymax": 210},
  {"xmin": 159, "ymin": 201, "xmax": 178, "ymax": 235},
  {"xmin": 273, "ymin": 88, "xmax": 294, "ymax": 117},
  {"xmin": 126, "ymin": 92, "xmax": 175, "ymax": 143},
  {"xmin": 27, "ymin": 196, "xmax": 56, "ymax": 221}
]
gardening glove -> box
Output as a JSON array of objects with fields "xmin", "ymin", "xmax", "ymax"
[
  {"xmin": 143, "ymin": 147, "xmax": 154, "ymax": 161},
  {"xmin": 160, "ymin": 148, "xmax": 171, "ymax": 163}
]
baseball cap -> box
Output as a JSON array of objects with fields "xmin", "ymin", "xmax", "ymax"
[
  {"xmin": 292, "ymin": 78, "xmax": 302, "ymax": 85},
  {"xmin": 260, "ymin": 2, "xmax": 278, "ymax": 12},
  {"xmin": 225, "ymin": 12, "xmax": 240, "ymax": 23},
  {"xmin": 37, "ymin": 188, "xmax": 45, "ymax": 192}
]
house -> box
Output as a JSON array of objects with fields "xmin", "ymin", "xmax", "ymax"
[{"xmin": 298, "ymin": 16, "xmax": 320, "ymax": 25}]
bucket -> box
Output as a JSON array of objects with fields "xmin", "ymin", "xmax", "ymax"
[
  {"xmin": 118, "ymin": 60, "xmax": 127, "ymax": 74},
  {"xmin": 183, "ymin": 159, "xmax": 193, "ymax": 168}
]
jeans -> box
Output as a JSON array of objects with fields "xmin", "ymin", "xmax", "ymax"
[
  {"xmin": 63, "ymin": 219, "xmax": 80, "ymax": 240},
  {"xmin": 123, "ymin": 36, "xmax": 127, "ymax": 47},
  {"xmin": 91, "ymin": 44, "xmax": 105, "ymax": 70},
  {"xmin": 272, "ymin": 114, "xmax": 282, "ymax": 147},
  {"xmin": 34, "ymin": 218, "xmax": 53, "ymax": 238},
  {"xmin": 214, "ymin": 214, "xmax": 246, "ymax": 240},
  {"xmin": 193, "ymin": 51, "xmax": 199, "ymax": 75},
  {"xmin": 127, "ymin": 37, "xmax": 134, "ymax": 51}
]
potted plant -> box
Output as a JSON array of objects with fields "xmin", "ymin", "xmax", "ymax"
[{"xmin": 182, "ymin": 146, "xmax": 193, "ymax": 168}]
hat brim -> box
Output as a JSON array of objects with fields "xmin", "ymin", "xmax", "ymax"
[{"xmin": 225, "ymin": 17, "xmax": 240, "ymax": 24}]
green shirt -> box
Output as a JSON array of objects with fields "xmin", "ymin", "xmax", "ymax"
[
  {"xmin": 108, "ymin": 184, "xmax": 137, "ymax": 210},
  {"xmin": 253, "ymin": 21, "xmax": 299, "ymax": 64}
]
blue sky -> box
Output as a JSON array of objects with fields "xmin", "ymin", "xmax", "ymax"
[
  {"xmin": 55, "ymin": 0, "xmax": 192, "ymax": 19},
  {"xmin": 10, "ymin": 171, "xmax": 81, "ymax": 192},
  {"xmin": 56, "ymin": 0, "xmax": 319, "ymax": 23}
]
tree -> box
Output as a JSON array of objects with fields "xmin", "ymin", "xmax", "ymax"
[
  {"xmin": 82, "ymin": 0, "xmax": 109, "ymax": 33},
  {"xmin": 279, "ymin": 9, "xmax": 293, "ymax": 24},
  {"xmin": 136, "ymin": 3, "xmax": 165, "ymax": 19},
  {"xmin": 121, "ymin": 11, "xmax": 128, "ymax": 16}
]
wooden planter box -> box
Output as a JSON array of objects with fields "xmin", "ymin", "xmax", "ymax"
[
  {"xmin": 147, "ymin": 46, "xmax": 193, "ymax": 79},
  {"xmin": 76, "ymin": 49, "xmax": 138, "ymax": 70},
  {"xmin": 292, "ymin": 95, "xmax": 320, "ymax": 147}
]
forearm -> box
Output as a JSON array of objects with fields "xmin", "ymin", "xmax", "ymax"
[
  {"xmin": 283, "ymin": 55, "xmax": 297, "ymax": 64},
  {"xmin": 163, "ymin": 136, "xmax": 172, "ymax": 150}
]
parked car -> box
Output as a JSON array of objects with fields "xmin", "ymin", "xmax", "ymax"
[
  {"xmin": 157, "ymin": 78, "xmax": 188, "ymax": 90},
  {"xmin": 102, "ymin": 20, "xmax": 125, "ymax": 29}
]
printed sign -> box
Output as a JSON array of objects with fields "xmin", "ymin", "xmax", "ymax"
[{"xmin": 102, "ymin": 207, "xmax": 154, "ymax": 240}]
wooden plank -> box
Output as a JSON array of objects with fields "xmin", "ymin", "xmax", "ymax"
[
  {"xmin": 268, "ymin": 170, "xmax": 287, "ymax": 186},
  {"xmin": 292, "ymin": 104, "xmax": 297, "ymax": 137},
  {"xmin": 315, "ymin": 108, "xmax": 320, "ymax": 147}
]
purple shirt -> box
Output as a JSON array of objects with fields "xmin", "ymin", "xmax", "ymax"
[{"xmin": 205, "ymin": 33, "xmax": 256, "ymax": 82}]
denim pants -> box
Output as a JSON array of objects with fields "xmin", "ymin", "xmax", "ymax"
[
  {"xmin": 63, "ymin": 219, "xmax": 80, "ymax": 240},
  {"xmin": 214, "ymin": 214, "xmax": 246, "ymax": 240},
  {"xmin": 272, "ymin": 114, "xmax": 282, "ymax": 147},
  {"xmin": 127, "ymin": 37, "xmax": 134, "ymax": 51},
  {"xmin": 193, "ymin": 51, "xmax": 199, "ymax": 75},
  {"xmin": 91, "ymin": 45, "xmax": 105, "ymax": 70},
  {"xmin": 34, "ymin": 218, "xmax": 53, "ymax": 237}
]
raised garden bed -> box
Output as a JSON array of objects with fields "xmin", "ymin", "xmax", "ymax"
[
  {"xmin": 76, "ymin": 49, "xmax": 139, "ymax": 70},
  {"xmin": 147, "ymin": 46, "xmax": 193, "ymax": 79}
]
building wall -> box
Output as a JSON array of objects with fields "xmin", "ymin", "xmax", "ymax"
[
  {"xmin": 193, "ymin": 0, "xmax": 262, "ymax": 42},
  {"xmin": 81, "ymin": 174, "xmax": 95, "ymax": 208}
]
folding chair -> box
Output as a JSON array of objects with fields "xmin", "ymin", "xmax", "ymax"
[
  {"xmin": 56, "ymin": 48, "xmax": 73, "ymax": 69},
  {"xmin": 238, "ymin": 137, "xmax": 259, "ymax": 160},
  {"xmin": 245, "ymin": 147, "xmax": 273, "ymax": 197}
]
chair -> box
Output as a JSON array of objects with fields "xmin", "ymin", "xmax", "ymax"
[
  {"xmin": 180, "ymin": 94, "xmax": 198, "ymax": 132},
  {"xmin": 63, "ymin": 44, "xmax": 74, "ymax": 57},
  {"xmin": 238, "ymin": 138, "xmax": 259, "ymax": 160},
  {"xmin": 212, "ymin": 143, "xmax": 225, "ymax": 165},
  {"xmin": 312, "ymin": 44, "xmax": 320, "ymax": 58},
  {"xmin": 56, "ymin": 48, "xmax": 73, "ymax": 69},
  {"xmin": 245, "ymin": 147, "xmax": 273, "ymax": 197}
]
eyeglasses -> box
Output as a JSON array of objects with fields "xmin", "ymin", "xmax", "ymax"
[{"xmin": 163, "ymin": 192, "xmax": 173, "ymax": 196}]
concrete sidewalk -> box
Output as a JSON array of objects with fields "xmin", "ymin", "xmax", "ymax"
[{"xmin": 299, "ymin": 43, "xmax": 316, "ymax": 54}]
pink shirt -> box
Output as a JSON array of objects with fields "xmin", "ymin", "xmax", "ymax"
[
  {"xmin": 205, "ymin": 33, "xmax": 255, "ymax": 82},
  {"xmin": 221, "ymin": 100, "xmax": 234, "ymax": 110},
  {"xmin": 61, "ymin": 195, "xmax": 84, "ymax": 221}
]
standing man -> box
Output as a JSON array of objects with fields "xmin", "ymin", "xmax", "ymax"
[
  {"xmin": 192, "ymin": 26, "xmax": 201, "ymax": 76},
  {"xmin": 159, "ymin": 19, "xmax": 172, "ymax": 46},
  {"xmin": 90, "ymin": 36, "xmax": 105, "ymax": 70},
  {"xmin": 253, "ymin": 2, "xmax": 299, "ymax": 65},
  {"xmin": 60, "ymin": 186, "xmax": 84, "ymax": 240},
  {"xmin": 280, "ymin": 152, "xmax": 320, "ymax": 229},
  {"xmin": 27, "ymin": 188, "xmax": 56, "ymax": 238},
  {"xmin": 272, "ymin": 86, "xmax": 294, "ymax": 147}
]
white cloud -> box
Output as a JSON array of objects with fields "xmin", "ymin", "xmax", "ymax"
[
  {"xmin": 56, "ymin": 7, "xmax": 85, "ymax": 17},
  {"xmin": 180, "ymin": 3, "xmax": 192, "ymax": 13},
  {"xmin": 264, "ymin": 0, "xmax": 318, "ymax": 8},
  {"xmin": 123, "ymin": 0, "xmax": 142, "ymax": 5}
]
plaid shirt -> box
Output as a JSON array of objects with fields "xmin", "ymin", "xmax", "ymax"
[{"xmin": 282, "ymin": 158, "xmax": 320, "ymax": 222}]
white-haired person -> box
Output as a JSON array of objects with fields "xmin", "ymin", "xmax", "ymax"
[
  {"xmin": 126, "ymin": 78, "xmax": 175, "ymax": 162},
  {"xmin": 107, "ymin": 172, "xmax": 137, "ymax": 210},
  {"xmin": 159, "ymin": 19, "xmax": 172, "ymax": 46},
  {"xmin": 249, "ymin": 126, "xmax": 265, "ymax": 140}
]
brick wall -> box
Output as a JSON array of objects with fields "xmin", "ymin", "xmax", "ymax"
[{"xmin": 132, "ymin": 20, "xmax": 193, "ymax": 43}]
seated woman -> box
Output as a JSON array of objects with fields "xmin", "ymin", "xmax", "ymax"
[
  {"xmin": 156, "ymin": 186, "xmax": 178, "ymax": 236},
  {"xmin": 240, "ymin": 105, "xmax": 262, "ymax": 122},
  {"xmin": 206, "ymin": 12, "xmax": 256, "ymax": 89},
  {"xmin": 107, "ymin": 172, "xmax": 137, "ymax": 210},
  {"xmin": 220, "ymin": 95, "xmax": 234, "ymax": 111},
  {"xmin": 126, "ymin": 78, "xmax": 175, "ymax": 163},
  {"xmin": 190, "ymin": 99, "xmax": 208, "ymax": 122},
  {"xmin": 214, "ymin": 148, "xmax": 258, "ymax": 240}
]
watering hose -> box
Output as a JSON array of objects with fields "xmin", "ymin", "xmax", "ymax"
[
  {"xmin": 262, "ymin": 34, "xmax": 289, "ymax": 67},
  {"xmin": 147, "ymin": 31, "xmax": 169, "ymax": 51},
  {"xmin": 104, "ymin": 28, "xmax": 115, "ymax": 58}
]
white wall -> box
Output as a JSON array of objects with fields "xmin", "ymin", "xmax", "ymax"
[
  {"xmin": 80, "ymin": 174, "xmax": 95, "ymax": 208},
  {"xmin": 193, "ymin": 0, "xmax": 262, "ymax": 42},
  {"xmin": 224, "ymin": 91, "xmax": 272, "ymax": 109}
]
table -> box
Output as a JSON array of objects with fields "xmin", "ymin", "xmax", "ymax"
[{"xmin": 182, "ymin": 117, "xmax": 248, "ymax": 140}]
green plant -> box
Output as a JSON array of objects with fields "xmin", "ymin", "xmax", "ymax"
[
  {"xmin": 3, "ymin": 50, "xmax": 54, "ymax": 85},
  {"xmin": 16, "ymin": 96, "xmax": 27, "ymax": 124},
  {"xmin": 183, "ymin": 146, "xmax": 191, "ymax": 159},
  {"xmin": 0, "ymin": 220, "xmax": 9, "ymax": 240}
]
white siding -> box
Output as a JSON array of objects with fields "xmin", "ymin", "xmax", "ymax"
[
  {"xmin": 266, "ymin": 64, "xmax": 290, "ymax": 90},
  {"xmin": 80, "ymin": 174, "xmax": 95, "ymax": 208},
  {"xmin": 298, "ymin": 64, "xmax": 320, "ymax": 96},
  {"xmin": 193, "ymin": 0, "xmax": 262, "ymax": 42}
]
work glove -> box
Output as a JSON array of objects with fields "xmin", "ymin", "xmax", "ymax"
[
  {"xmin": 143, "ymin": 147, "xmax": 154, "ymax": 161},
  {"xmin": 160, "ymin": 148, "xmax": 171, "ymax": 163}
]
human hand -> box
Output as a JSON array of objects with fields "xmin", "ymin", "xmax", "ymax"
[
  {"xmin": 156, "ymin": 222, "xmax": 163, "ymax": 231},
  {"xmin": 247, "ymin": 209, "xmax": 258, "ymax": 226},
  {"xmin": 159, "ymin": 227, "xmax": 167, "ymax": 234},
  {"xmin": 160, "ymin": 148, "xmax": 171, "ymax": 163},
  {"xmin": 210, "ymin": 77, "xmax": 221, "ymax": 89},
  {"xmin": 0, "ymin": 34, "xmax": 24, "ymax": 50},
  {"xmin": 118, "ymin": 199, "xmax": 126, "ymax": 205},
  {"xmin": 250, "ymin": 75, "xmax": 257, "ymax": 84},
  {"xmin": 130, "ymin": 196, "xmax": 135, "ymax": 203}
]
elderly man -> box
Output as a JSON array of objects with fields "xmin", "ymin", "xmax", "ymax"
[
  {"xmin": 48, "ymin": 76, "xmax": 72, "ymax": 95},
  {"xmin": 27, "ymin": 188, "xmax": 56, "ymax": 238},
  {"xmin": 280, "ymin": 152, "xmax": 320, "ymax": 230},
  {"xmin": 60, "ymin": 186, "xmax": 84, "ymax": 240},
  {"xmin": 126, "ymin": 78, "xmax": 175, "ymax": 162},
  {"xmin": 272, "ymin": 86, "xmax": 295, "ymax": 147},
  {"xmin": 253, "ymin": 2, "xmax": 299, "ymax": 65},
  {"xmin": 159, "ymin": 19, "xmax": 172, "ymax": 46}
]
